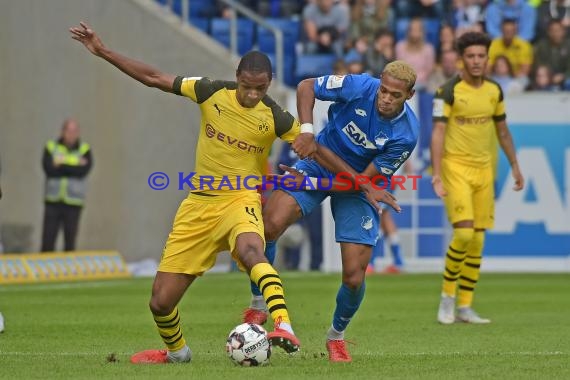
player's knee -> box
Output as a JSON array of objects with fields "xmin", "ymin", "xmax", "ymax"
[
  {"xmin": 237, "ymin": 243, "xmax": 266, "ymax": 270},
  {"xmin": 263, "ymin": 213, "xmax": 285, "ymax": 241},
  {"xmin": 470, "ymin": 231, "xmax": 485, "ymax": 255},
  {"xmin": 342, "ymin": 270, "xmax": 365, "ymax": 290},
  {"xmin": 453, "ymin": 228, "xmax": 475, "ymax": 248},
  {"xmin": 149, "ymin": 296, "xmax": 174, "ymax": 316}
]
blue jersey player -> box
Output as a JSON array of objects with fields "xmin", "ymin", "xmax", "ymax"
[{"xmin": 245, "ymin": 61, "xmax": 420, "ymax": 362}]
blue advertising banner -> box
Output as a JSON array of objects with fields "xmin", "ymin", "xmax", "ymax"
[{"xmin": 487, "ymin": 124, "xmax": 570, "ymax": 256}]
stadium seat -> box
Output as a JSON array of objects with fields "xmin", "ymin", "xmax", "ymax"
[
  {"xmin": 294, "ymin": 54, "xmax": 337, "ymax": 84},
  {"xmin": 170, "ymin": 0, "xmax": 184, "ymax": 17},
  {"xmin": 210, "ymin": 18, "xmax": 255, "ymax": 55},
  {"xmin": 267, "ymin": 53, "xmax": 295, "ymax": 87},
  {"xmin": 189, "ymin": 18, "xmax": 209, "ymax": 34},
  {"xmin": 257, "ymin": 18, "xmax": 300, "ymax": 56},
  {"xmin": 189, "ymin": 0, "xmax": 217, "ymax": 18},
  {"xmin": 170, "ymin": 0, "xmax": 217, "ymax": 19}
]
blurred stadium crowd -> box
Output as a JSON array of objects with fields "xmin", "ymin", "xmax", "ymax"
[{"xmin": 158, "ymin": 0, "xmax": 570, "ymax": 92}]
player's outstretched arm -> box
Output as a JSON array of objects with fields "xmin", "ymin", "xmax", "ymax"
[
  {"xmin": 495, "ymin": 120, "xmax": 524, "ymax": 191},
  {"xmin": 69, "ymin": 22, "xmax": 176, "ymax": 93}
]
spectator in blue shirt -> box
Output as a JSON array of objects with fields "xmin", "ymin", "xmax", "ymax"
[{"xmin": 485, "ymin": 0, "xmax": 537, "ymax": 41}]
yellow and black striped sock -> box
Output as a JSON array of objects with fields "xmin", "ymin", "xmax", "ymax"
[
  {"xmin": 153, "ymin": 307, "xmax": 187, "ymax": 352},
  {"xmin": 442, "ymin": 228, "xmax": 474, "ymax": 297},
  {"xmin": 458, "ymin": 231, "xmax": 485, "ymax": 308},
  {"xmin": 250, "ymin": 263, "xmax": 290, "ymax": 325}
]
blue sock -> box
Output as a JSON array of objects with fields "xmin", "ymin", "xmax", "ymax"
[
  {"xmin": 250, "ymin": 240, "xmax": 277, "ymax": 296},
  {"xmin": 332, "ymin": 282, "xmax": 366, "ymax": 332},
  {"xmin": 391, "ymin": 243, "xmax": 403, "ymax": 267}
]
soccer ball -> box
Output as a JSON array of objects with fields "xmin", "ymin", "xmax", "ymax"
[{"xmin": 226, "ymin": 323, "xmax": 271, "ymax": 366}]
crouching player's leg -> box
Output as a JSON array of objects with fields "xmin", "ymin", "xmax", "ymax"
[
  {"xmin": 326, "ymin": 193, "xmax": 378, "ymax": 363},
  {"xmin": 130, "ymin": 272, "xmax": 195, "ymax": 364},
  {"xmin": 232, "ymin": 191, "xmax": 304, "ymax": 353},
  {"xmin": 243, "ymin": 163, "xmax": 328, "ymax": 325},
  {"xmin": 242, "ymin": 189, "xmax": 303, "ymax": 325}
]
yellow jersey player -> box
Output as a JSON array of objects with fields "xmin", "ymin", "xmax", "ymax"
[
  {"xmin": 431, "ymin": 32, "xmax": 524, "ymax": 325},
  {"xmin": 69, "ymin": 22, "xmax": 311, "ymax": 363}
]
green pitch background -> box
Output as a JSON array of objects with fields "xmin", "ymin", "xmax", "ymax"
[{"xmin": 1, "ymin": 273, "xmax": 569, "ymax": 379}]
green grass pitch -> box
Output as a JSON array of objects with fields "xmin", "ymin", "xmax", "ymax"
[{"xmin": 1, "ymin": 273, "xmax": 569, "ymax": 379}]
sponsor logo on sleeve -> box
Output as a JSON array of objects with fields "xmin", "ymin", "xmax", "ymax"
[{"xmin": 326, "ymin": 75, "xmax": 345, "ymax": 89}]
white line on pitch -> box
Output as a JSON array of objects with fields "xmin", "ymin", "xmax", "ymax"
[
  {"xmin": 361, "ymin": 351, "xmax": 567, "ymax": 356},
  {"xmin": 0, "ymin": 351, "xmax": 565, "ymax": 357}
]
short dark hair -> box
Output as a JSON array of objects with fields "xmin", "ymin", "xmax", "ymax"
[
  {"xmin": 548, "ymin": 18, "xmax": 563, "ymax": 28},
  {"xmin": 373, "ymin": 28, "xmax": 393, "ymax": 41},
  {"xmin": 501, "ymin": 18, "xmax": 518, "ymax": 26},
  {"xmin": 236, "ymin": 51, "xmax": 273, "ymax": 80},
  {"xmin": 456, "ymin": 31, "xmax": 491, "ymax": 55}
]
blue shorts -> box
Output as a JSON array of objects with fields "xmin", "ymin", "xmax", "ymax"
[{"xmin": 281, "ymin": 159, "xmax": 380, "ymax": 246}]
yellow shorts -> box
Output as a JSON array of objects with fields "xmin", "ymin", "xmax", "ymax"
[
  {"xmin": 442, "ymin": 159, "xmax": 494, "ymax": 229},
  {"xmin": 158, "ymin": 191, "xmax": 265, "ymax": 276}
]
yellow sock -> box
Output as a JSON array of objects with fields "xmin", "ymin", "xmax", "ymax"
[
  {"xmin": 458, "ymin": 231, "xmax": 485, "ymax": 307},
  {"xmin": 153, "ymin": 307, "xmax": 187, "ymax": 352},
  {"xmin": 250, "ymin": 263, "xmax": 291, "ymax": 325},
  {"xmin": 442, "ymin": 228, "xmax": 474, "ymax": 297}
]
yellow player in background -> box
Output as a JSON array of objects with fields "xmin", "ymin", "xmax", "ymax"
[{"xmin": 431, "ymin": 31, "xmax": 524, "ymax": 325}]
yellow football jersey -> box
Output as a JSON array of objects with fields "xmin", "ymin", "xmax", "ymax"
[
  {"xmin": 432, "ymin": 76, "xmax": 506, "ymax": 167},
  {"xmin": 173, "ymin": 76, "xmax": 300, "ymax": 194},
  {"xmin": 488, "ymin": 36, "xmax": 533, "ymax": 74}
]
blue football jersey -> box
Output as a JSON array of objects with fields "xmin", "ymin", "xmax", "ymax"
[{"xmin": 314, "ymin": 74, "xmax": 420, "ymax": 177}]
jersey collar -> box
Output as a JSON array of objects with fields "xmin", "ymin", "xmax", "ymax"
[{"xmin": 378, "ymin": 105, "xmax": 407, "ymax": 124}]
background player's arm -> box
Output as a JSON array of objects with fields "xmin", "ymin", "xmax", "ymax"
[
  {"xmin": 70, "ymin": 22, "xmax": 176, "ymax": 93},
  {"xmin": 495, "ymin": 120, "xmax": 524, "ymax": 191},
  {"xmin": 431, "ymin": 84, "xmax": 453, "ymax": 198},
  {"xmin": 430, "ymin": 120, "xmax": 447, "ymax": 197}
]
